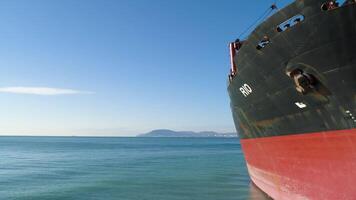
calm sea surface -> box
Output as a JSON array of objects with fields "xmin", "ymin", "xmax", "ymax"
[{"xmin": 0, "ymin": 137, "xmax": 270, "ymax": 200}]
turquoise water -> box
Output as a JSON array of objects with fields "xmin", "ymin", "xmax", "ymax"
[{"xmin": 0, "ymin": 137, "xmax": 270, "ymax": 200}]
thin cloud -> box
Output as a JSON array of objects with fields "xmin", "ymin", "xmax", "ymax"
[{"xmin": 0, "ymin": 87, "xmax": 94, "ymax": 95}]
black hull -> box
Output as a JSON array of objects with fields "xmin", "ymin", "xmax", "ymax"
[{"xmin": 228, "ymin": 0, "xmax": 356, "ymax": 139}]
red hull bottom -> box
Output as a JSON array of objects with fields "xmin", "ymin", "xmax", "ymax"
[{"xmin": 241, "ymin": 128, "xmax": 356, "ymax": 200}]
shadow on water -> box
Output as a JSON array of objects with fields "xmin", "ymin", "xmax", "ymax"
[{"xmin": 247, "ymin": 182, "xmax": 272, "ymax": 200}]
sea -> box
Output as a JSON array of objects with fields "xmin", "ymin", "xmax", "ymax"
[{"xmin": 0, "ymin": 137, "xmax": 271, "ymax": 200}]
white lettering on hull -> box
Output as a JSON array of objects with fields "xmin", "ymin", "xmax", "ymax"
[{"xmin": 240, "ymin": 84, "xmax": 253, "ymax": 97}]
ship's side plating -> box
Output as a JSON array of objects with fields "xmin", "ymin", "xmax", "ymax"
[
  {"xmin": 227, "ymin": 0, "xmax": 356, "ymax": 199},
  {"xmin": 228, "ymin": 0, "xmax": 355, "ymax": 138}
]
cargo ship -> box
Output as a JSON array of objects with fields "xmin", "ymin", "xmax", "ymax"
[{"xmin": 227, "ymin": 0, "xmax": 356, "ymax": 199}]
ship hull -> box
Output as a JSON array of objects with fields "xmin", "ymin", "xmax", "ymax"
[
  {"xmin": 241, "ymin": 128, "xmax": 356, "ymax": 200},
  {"xmin": 227, "ymin": 0, "xmax": 356, "ymax": 199}
]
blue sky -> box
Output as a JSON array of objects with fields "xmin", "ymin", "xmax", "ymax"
[{"xmin": 0, "ymin": 0, "xmax": 292, "ymax": 136}]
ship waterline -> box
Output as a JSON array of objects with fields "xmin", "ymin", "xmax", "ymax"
[{"xmin": 227, "ymin": 0, "xmax": 356, "ymax": 199}]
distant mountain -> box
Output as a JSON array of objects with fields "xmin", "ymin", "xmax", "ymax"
[{"xmin": 137, "ymin": 129, "xmax": 237, "ymax": 137}]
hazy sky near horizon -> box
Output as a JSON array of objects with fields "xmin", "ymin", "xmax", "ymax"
[{"xmin": 0, "ymin": 0, "xmax": 293, "ymax": 136}]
